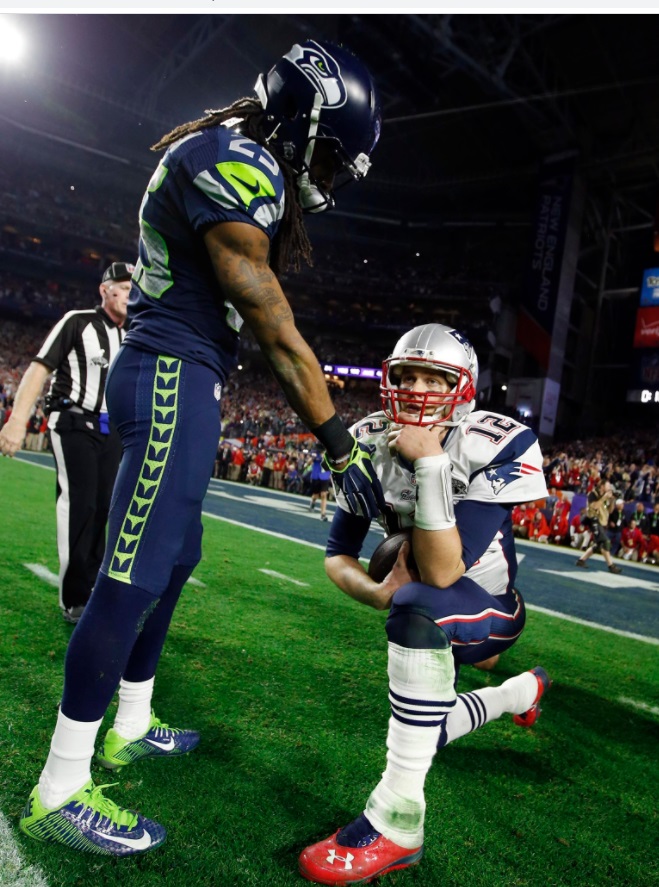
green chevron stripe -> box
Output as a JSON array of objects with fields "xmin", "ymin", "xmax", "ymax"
[{"xmin": 108, "ymin": 356, "xmax": 181, "ymax": 583}]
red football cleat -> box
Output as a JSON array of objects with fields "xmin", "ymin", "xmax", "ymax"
[
  {"xmin": 513, "ymin": 666, "xmax": 552, "ymax": 727},
  {"xmin": 299, "ymin": 829, "xmax": 423, "ymax": 885}
]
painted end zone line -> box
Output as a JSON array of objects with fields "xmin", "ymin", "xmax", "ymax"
[
  {"xmin": 526, "ymin": 603, "xmax": 659, "ymax": 646},
  {"xmin": 259, "ymin": 569, "xmax": 309, "ymax": 587}
]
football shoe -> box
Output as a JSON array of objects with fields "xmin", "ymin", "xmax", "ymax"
[
  {"xmin": 19, "ymin": 780, "xmax": 165, "ymax": 856},
  {"xmin": 299, "ymin": 816, "xmax": 423, "ymax": 885},
  {"xmin": 97, "ymin": 711, "xmax": 199, "ymax": 770},
  {"xmin": 513, "ymin": 666, "xmax": 552, "ymax": 727}
]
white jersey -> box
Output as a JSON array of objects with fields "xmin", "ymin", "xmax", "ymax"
[{"xmin": 337, "ymin": 409, "xmax": 548, "ymax": 596}]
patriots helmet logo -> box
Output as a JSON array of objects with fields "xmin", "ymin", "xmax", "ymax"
[
  {"xmin": 447, "ymin": 328, "xmax": 476, "ymax": 366},
  {"xmin": 486, "ymin": 461, "xmax": 539, "ymax": 495},
  {"xmin": 285, "ymin": 41, "xmax": 347, "ymax": 108}
]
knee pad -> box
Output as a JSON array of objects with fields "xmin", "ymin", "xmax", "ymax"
[{"xmin": 385, "ymin": 605, "xmax": 449, "ymax": 650}]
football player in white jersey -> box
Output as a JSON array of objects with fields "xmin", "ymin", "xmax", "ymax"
[{"xmin": 300, "ymin": 324, "xmax": 552, "ymax": 885}]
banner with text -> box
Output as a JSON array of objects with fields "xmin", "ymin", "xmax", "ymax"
[
  {"xmin": 516, "ymin": 154, "xmax": 576, "ymax": 370},
  {"xmin": 640, "ymin": 268, "xmax": 659, "ymax": 306},
  {"xmin": 633, "ymin": 307, "xmax": 659, "ymax": 348}
]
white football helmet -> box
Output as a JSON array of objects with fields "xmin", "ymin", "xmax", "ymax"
[{"xmin": 380, "ymin": 324, "xmax": 478, "ymax": 427}]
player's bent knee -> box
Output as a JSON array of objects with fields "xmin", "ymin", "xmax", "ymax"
[{"xmin": 386, "ymin": 605, "xmax": 449, "ymax": 650}]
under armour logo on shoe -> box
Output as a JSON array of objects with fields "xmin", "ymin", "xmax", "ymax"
[{"xmin": 326, "ymin": 849, "xmax": 354, "ymax": 870}]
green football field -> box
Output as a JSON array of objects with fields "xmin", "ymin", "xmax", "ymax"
[{"xmin": 0, "ymin": 457, "xmax": 657, "ymax": 887}]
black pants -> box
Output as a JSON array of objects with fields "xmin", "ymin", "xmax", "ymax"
[{"xmin": 48, "ymin": 410, "xmax": 122, "ymax": 609}]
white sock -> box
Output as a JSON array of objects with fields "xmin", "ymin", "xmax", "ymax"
[
  {"xmin": 365, "ymin": 643, "xmax": 456, "ymax": 849},
  {"xmin": 439, "ymin": 670, "xmax": 541, "ymax": 748},
  {"xmin": 112, "ymin": 677, "xmax": 155, "ymax": 740},
  {"xmin": 37, "ymin": 710, "xmax": 103, "ymax": 810}
]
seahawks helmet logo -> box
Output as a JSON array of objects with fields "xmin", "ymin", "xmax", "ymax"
[{"xmin": 285, "ymin": 41, "xmax": 347, "ymax": 108}]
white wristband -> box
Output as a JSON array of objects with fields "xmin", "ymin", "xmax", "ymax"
[{"xmin": 413, "ymin": 453, "xmax": 456, "ymax": 531}]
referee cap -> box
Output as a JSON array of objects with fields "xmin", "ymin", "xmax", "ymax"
[{"xmin": 102, "ymin": 262, "xmax": 135, "ymax": 283}]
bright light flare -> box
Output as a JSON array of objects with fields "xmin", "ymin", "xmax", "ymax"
[{"xmin": 0, "ymin": 16, "xmax": 26, "ymax": 64}]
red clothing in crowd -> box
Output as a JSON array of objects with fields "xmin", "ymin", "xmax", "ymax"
[
  {"xmin": 549, "ymin": 509, "xmax": 569, "ymax": 543},
  {"xmin": 529, "ymin": 512, "xmax": 550, "ymax": 541}
]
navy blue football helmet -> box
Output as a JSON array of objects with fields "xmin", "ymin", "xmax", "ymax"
[{"xmin": 255, "ymin": 39, "xmax": 381, "ymax": 213}]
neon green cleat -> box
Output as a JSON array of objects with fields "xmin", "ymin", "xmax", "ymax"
[
  {"xmin": 19, "ymin": 780, "xmax": 166, "ymax": 856},
  {"xmin": 97, "ymin": 711, "xmax": 200, "ymax": 770}
]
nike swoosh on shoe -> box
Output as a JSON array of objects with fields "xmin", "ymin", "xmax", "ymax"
[
  {"xmin": 146, "ymin": 737, "xmax": 176, "ymax": 752},
  {"xmin": 89, "ymin": 826, "xmax": 153, "ymax": 850}
]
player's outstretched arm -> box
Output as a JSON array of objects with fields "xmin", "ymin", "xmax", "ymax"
[
  {"xmin": 203, "ymin": 221, "xmax": 385, "ymax": 518},
  {"xmin": 204, "ymin": 221, "xmax": 341, "ymax": 433},
  {"xmin": 0, "ymin": 361, "xmax": 51, "ymax": 457}
]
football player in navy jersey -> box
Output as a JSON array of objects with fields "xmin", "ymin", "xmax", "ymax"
[
  {"xmin": 19, "ymin": 40, "xmax": 386, "ymax": 857},
  {"xmin": 299, "ymin": 324, "xmax": 552, "ymax": 885}
]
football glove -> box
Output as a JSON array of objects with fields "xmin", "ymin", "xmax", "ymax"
[{"xmin": 324, "ymin": 440, "xmax": 386, "ymax": 520}]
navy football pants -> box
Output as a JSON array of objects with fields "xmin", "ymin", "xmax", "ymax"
[
  {"xmin": 388, "ymin": 575, "xmax": 526, "ymax": 665},
  {"xmin": 62, "ymin": 347, "xmax": 222, "ymax": 722}
]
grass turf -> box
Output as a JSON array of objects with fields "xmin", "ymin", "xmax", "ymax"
[{"xmin": 0, "ymin": 457, "xmax": 657, "ymax": 887}]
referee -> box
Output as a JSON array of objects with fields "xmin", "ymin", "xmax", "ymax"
[{"xmin": 0, "ymin": 263, "xmax": 133, "ymax": 622}]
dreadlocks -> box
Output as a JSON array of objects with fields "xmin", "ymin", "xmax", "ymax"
[{"xmin": 152, "ymin": 97, "xmax": 313, "ymax": 276}]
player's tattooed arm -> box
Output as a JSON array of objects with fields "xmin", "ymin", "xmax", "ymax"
[
  {"xmin": 203, "ymin": 220, "xmax": 336, "ymax": 429},
  {"xmin": 204, "ymin": 221, "xmax": 293, "ymax": 332}
]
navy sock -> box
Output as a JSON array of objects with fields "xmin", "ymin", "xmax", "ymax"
[
  {"xmin": 336, "ymin": 813, "xmax": 380, "ymax": 848},
  {"xmin": 61, "ymin": 574, "xmax": 159, "ymax": 722}
]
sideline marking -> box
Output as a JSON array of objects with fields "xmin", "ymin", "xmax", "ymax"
[
  {"xmin": 23, "ymin": 564, "xmax": 58, "ymax": 587},
  {"xmin": 259, "ymin": 569, "xmax": 309, "ymax": 587},
  {"xmin": 525, "ymin": 603, "xmax": 659, "ymax": 646},
  {"xmin": 186, "ymin": 577, "xmax": 206, "ymax": 587},
  {"xmin": 617, "ymin": 696, "xmax": 659, "ymax": 717},
  {"xmin": 0, "ymin": 809, "xmax": 49, "ymax": 887},
  {"xmin": 202, "ymin": 511, "xmax": 327, "ymax": 551}
]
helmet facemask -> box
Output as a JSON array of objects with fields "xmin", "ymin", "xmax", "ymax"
[
  {"xmin": 380, "ymin": 325, "xmax": 479, "ymax": 428},
  {"xmin": 381, "ymin": 357, "xmax": 476, "ymax": 427}
]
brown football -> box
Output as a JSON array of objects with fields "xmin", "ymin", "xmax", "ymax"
[{"xmin": 367, "ymin": 530, "xmax": 416, "ymax": 583}]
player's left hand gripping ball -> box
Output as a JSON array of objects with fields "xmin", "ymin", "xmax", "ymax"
[{"xmin": 326, "ymin": 440, "xmax": 386, "ymax": 519}]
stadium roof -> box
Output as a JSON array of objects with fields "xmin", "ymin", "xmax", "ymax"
[{"xmin": 2, "ymin": 13, "xmax": 659, "ymax": 230}]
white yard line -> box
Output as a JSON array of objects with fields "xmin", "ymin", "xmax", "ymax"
[
  {"xmin": 258, "ymin": 569, "xmax": 309, "ymax": 587},
  {"xmin": 0, "ymin": 810, "xmax": 49, "ymax": 887},
  {"xmin": 23, "ymin": 564, "xmax": 58, "ymax": 587},
  {"xmin": 617, "ymin": 697, "xmax": 659, "ymax": 717}
]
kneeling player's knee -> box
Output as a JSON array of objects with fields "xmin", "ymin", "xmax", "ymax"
[{"xmin": 386, "ymin": 606, "xmax": 449, "ymax": 650}]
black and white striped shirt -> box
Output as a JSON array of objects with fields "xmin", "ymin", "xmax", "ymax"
[{"xmin": 35, "ymin": 307, "xmax": 124, "ymax": 415}]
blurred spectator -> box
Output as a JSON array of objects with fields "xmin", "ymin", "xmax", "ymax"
[
  {"xmin": 528, "ymin": 510, "xmax": 550, "ymax": 543},
  {"xmin": 576, "ymin": 481, "xmax": 622, "ymax": 573},
  {"xmin": 548, "ymin": 504, "xmax": 569, "ymax": 546},
  {"xmin": 607, "ymin": 498, "xmax": 626, "ymax": 556},
  {"xmin": 512, "ymin": 503, "xmax": 536, "ymax": 539},
  {"xmin": 569, "ymin": 508, "xmax": 591, "ymax": 551},
  {"xmin": 619, "ymin": 519, "xmax": 645, "ymax": 562}
]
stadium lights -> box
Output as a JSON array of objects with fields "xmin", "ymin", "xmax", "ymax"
[{"xmin": 0, "ymin": 16, "xmax": 26, "ymax": 64}]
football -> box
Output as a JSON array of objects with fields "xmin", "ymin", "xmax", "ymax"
[{"xmin": 367, "ymin": 529, "xmax": 416, "ymax": 583}]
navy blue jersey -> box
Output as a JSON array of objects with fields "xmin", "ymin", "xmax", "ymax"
[{"xmin": 125, "ymin": 127, "xmax": 286, "ymax": 381}]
